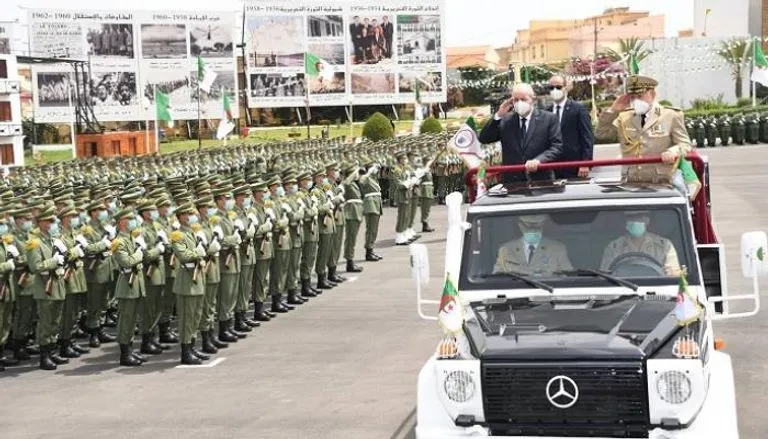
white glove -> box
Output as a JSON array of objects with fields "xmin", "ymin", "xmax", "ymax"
[
  {"xmin": 265, "ymin": 218, "xmax": 273, "ymax": 230},
  {"xmin": 104, "ymin": 224, "xmax": 117, "ymax": 240},
  {"xmin": 415, "ymin": 168, "xmax": 426, "ymax": 179},
  {"xmin": 367, "ymin": 166, "xmax": 376, "ymax": 176},
  {"xmin": 5, "ymin": 259, "xmax": 14, "ymax": 271},
  {"xmin": 247, "ymin": 213, "xmax": 258, "ymax": 225},
  {"xmin": 246, "ymin": 224, "xmax": 256, "ymax": 238},
  {"xmin": 325, "ymin": 190, "xmax": 334, "ymax": 199},
  {"xmin": 195, "ymin": 243, "xmax": 206, "ymax": 256},
  {"xmin": 233, "ymin": 219, "xmax": 245, "ymax": 231},
  {"xmin": 6, "ymin": 244, "xmax": 19, "ymax": 258},
  {"xmin": 171, "ymin": 220, "xmax": 180, "ymax": 230},
  {"xmin": 282, "ymin": 204, "xmax": 293, "ymax": 213},
  {"xmin": 52, "ymin": 239, "xmax": 67, "ymax": 254},
  {"xmin": 133, "ymin": 248, "xmax": 143, "ymax": 261},
  {"xmin": 326, "ymin": 200, "xmax": 334, "ymax": 211},
  {"xmin": 75, "ymin": 234, "xmax": 88, "ymax": 247},
  {"xmin": 134, "ymin": 236, "xmax": 147, "ymax": 250},
  {"xmin": 208, "ymin": 239, "xmax": 221, "ymax": 254},
  {"xmin": 234, "ymin": 233, "xmax": 242, "ymax": 245},
  {"xmin": 156, "ymin": 230, "xmax": 169, "ymax": 244},
  {"xmin": 279, "ymin": 218, "xmax": 289, "ymax": 228},
  {"xmin": 155, "ymin": 242, "xmax": 165, "ymax": 254},
  {"xmin": 371, "ymin": 165, "xmax": 380, "ymax": 174},
  {"xmin": 74, "ymin": 245, "xmax": 85, "ymax": 259},
  {"xmin": 195, "ymin": 231, "xmax": 208, "ymax": 245},
  {"xmin": 53, "ymin": 253, "xmax": 65, "ymax": 266},
  {"xmin": 212, "ymin": 225, "xmax": 224, "ymax": 240},
  {"xmin": 335, "ymin": 193, "xmax": 345, "ymax": 203},
  {"xmin": 101, "ymin": 236, "xmax": 112, "ymax": 249},
  {"xmin": 338, "ymin": 185, "xmax": 346, "ymax": 195}
]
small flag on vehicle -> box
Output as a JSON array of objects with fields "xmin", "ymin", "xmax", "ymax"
[
  {"xmin": 438, "ymin": 274, "xmax": 464, "ymax": 334},
  {"xmin": 673, "ymin": 268, "xmax": 702, "ymax": 326}
]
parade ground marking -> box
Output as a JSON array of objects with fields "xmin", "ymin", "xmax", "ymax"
[{"xmin": 175, "ymin": 357, "xmax": 227, "ymax": 369}]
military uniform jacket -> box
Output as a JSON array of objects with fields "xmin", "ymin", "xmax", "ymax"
[
  {"xmin": 170, "ymin": 226, "xmax": 205, "ymax": 296},
  {"xmin": 12, "ymin": 230, "xmax": 32, "ymax": 296},
  {"xmin": 252, "ymin": 204, "xmax": 274, "ymax": 260},
  {"xmin": 0, "ymin": 238, "xmax": 16, "ymax": 303},
  {"xmin": 298, "ymin": 190, "xmax": 319, "ymax": 243},
  {"xmin": 25, "ymin": 232, "xmax": 67, "ymax": 301},
  {"xmin": 218, "ymin": 209, "xmax": 242, "ymax": 274},
  {"xmin": 599, "ymin": 233, "xmax": 680, "ymax": 272},
  {"xmin": 236, "ymin": 206, "xmax": 256, "ymax": 266},
  {"xmin": 330, "ymin": 182, "xmax": 346, "ymax": 226},
  {"xmin": 358, "ymin": 175, "xmax": 382, "ymax": 216},
  {"xmin": 158, "ymin": 216, "xmax": 177, "ymax": 279},
  {"xmin": 596, "ymin": 105, "xmax": 693, "ymax": 184},
  {"xmin": 140, "ymin": 221, "xmax": 166, "ymax": 286},
  {"xmin": 284, "ymin": 195, "xmax": 304, "ymax": 249},
  {"xmin": 199, "ymin": 220, "xmax": 221, "ymax": 284},
  {"xmin": 83, "ymin": 220, "xmax": 113, "ymax": 284},
  {"xmin": 342, "ymin": 181, "xmax": 363, "ymax": 221},
  {"xmin": 493, "ymin": 238, "xmax": 573, "ymax": 276},
  {"xmin": 112, "ymin": 231, "xmax": 146, "ymax": 300},
  {"xmin": 268, "ymin": 198, "xmax": 292, "ymax": 251},
  {"xmin": 391, "ymin": 164, "xmax": 412, "ymax": 205},
  {"xmin": 312, "ymin": 186, "xmax": 335, "ymax": 235},
  {"xmin": 419, "ymin": 170, "xmax": 435, "ymax": 199},
  {"xmin": 62, "ymin": 228, "xmax": 87, "ymax": 294}
]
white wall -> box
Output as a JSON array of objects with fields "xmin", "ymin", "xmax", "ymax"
[
  {"xmin": 0, "ymin": 51, "xmax": 25, "ymax": 168},
  {"xmin": 694, "ymin": 0, "xmax": 750, "ymax": 37},
  {"xmin": 638, "ymin": 36, "xmax": 748, "ymax": 108}
]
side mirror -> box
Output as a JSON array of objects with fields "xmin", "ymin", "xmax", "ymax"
[
  {"xmin": 410, "ymin": 243, "xmax": 438, "ymax": 321},
  {"xmin": 741, "ymin": 231, "xmax": 768, "ymax": 278}
]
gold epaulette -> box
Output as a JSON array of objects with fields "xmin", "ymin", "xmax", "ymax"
[
  {"xmin": 227, "ymin": 211, "xmax": 237, "ymax": 220},
  {"xmin": 2, "ymin": 234, "xmax": 13, "ymax": 245},
  {"xmin": 82, "ymin": 225, "xmax": 95, "ymax": 235},
  {"xmin": 191, "ymin": 223, "xmax": 202, "ymax": 233},
  {"xmin": 169, "ymin": 231, "xmax": 184, "ymax": 243},
  {"xmin": 131, "ymin": 228, "xmax": 142, "ymax": 238},
  {"xmin": 110, "ymin": 238, "xmax": 122, "ymax": 253},
  {"xmin": 25, "ymin": 238, "xmax": 40, "ymax": 251},
  {"xmin": 210, "ymin": 216, "xmax": 220, "ymax": 225}
]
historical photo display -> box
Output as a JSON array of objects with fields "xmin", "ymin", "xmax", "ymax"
[
  {"xmin": 141, "ymin": 24, "xmax": 188, "ymax": 59},
  {"xmin": 36, "ymin": 73, "xmax": 77, "ymax": 107},
  {"xmin": 250, "ymin": 73, "xmax": 306, "ymax": 98},
  {"xmin": 348, "ymin": 15, "xmax": 394, "ymax": 65},
  {"xmin": 309, "ymin": 72, "xmax": 345, "ymax": 94},
  {"xmin": 351, "ymin": 73, "xmax": 395, "ymax": 94},
  {"xmin": 397, "ymin": 15, "xmax": 442, "ymax": 64},
  {"xmin": 308, "ymin": 15, "xmax": 344, "ymax": 38},
  {"xmin": 398, "ymin": 71, "xmax": 443, "ymax": 93},
  {"xmin": 190, "ymin": 24, "xmax": 233, "ymax": 58},
  {"xmin": 247, "ymin": 16, "xmax": 304, "ymax": 67},
  {"xmin": 86, "ymin": 24, "xmax": 134, "ymax": 58},
  {"xmin": 86, "ymin": 72, "xmax": 138, "ymax": 107}
]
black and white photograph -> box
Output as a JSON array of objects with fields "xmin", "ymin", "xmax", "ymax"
[
  {"xmin": 348, "ymin": 15, "xmax": 394, "ymax": 65},
  {"xmin": 247, "ymin": 17, "xmax": 304, "ymax": 67},
  {"xmin": 308, "ymin": 43, "xmax": 345, "ymax": 65},
  {"xmin": 190, "ymin": 70, "xmax": 236, "ymax": 101},
  {"xmin": 308, "ymin": 15, "xmax": 344, "ymax": 38},
  {"xmin": 141, "ymin": 24, "xmax": 187, "ymax": 59},
  {"xmin": 36, "ymin": 73, "xmax": 77, "ymax": 107},
  {"xmin": 0, "ymin": 37, "xmax": 9, "ymax": 55},
  {"xmin": 399, "ymin": 71, "xmax": 443, "ymax": 93},
  {"xmin": 351, "ymin": 73, "xmax": 395, "ymax": 94},
  {"xmin": 309, "ymin": 72, "xmax": 345, "ymax": 94},
  {"xmin": 143, "ymin": 71, "xmax": 192, "ymax": 106},
  {"xmin": 86, "ymin": 24, "xmax": 134, "ymax": 58},
  {"xmin": 86, "ymin": 72, "xmax": 138, "ymax": 107},
  {"xmin": 250, "ymin": 73, "xmax": 306, "ymax": 98},
  {"xmin": 397, "ymin": 15, "xmax": 442, "ymax": 64},
  {"xmin": 190, "ymin": 24, "xmax": 233, "ymax": 58}
]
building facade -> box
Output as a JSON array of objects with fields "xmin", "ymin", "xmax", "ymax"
[
  {"xmin": 693, "ymin": 0, "xmax": 752, "ymax": 37},
  {"xmin": 0, "ymin": 23, "xmax": 24, "ymax": 168},
  {"xmin": 446, "ymin": 45, "xmax": 500, "ymax": 70}
]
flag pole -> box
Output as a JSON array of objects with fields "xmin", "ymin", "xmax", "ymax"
[
  {"xmin": 753, "ymin": 37, "xmax": 758, "ymax": 108},
  {"xmin": 197, "ymin": 69, "xmax": 203, "ymax": 149},
  {"xmin": 154, "ymin": 84, "xmax": 160, "ymax": 153},
  {"xmin": 305, "ymin": 76, "xmax": 311, "ymax": 140}
]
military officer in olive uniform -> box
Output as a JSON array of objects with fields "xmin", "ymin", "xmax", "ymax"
[
  {"xmin": 0, "ymin": 217, "xmax": 19, "ymax": 370},
  {"xmin": 358, "ymin": 158, "xmax": 383, "ymax": 262},
  {"xmin": 233, "ymin": 184, "xmax": 259, "ymax": 332},
  {"xmin": 136, "ymin": 200, "xmax": 169, "ymax": 355},
  {"xmin": 414, "ymin": 153, "xmax": 435, "ymax": 233},
  {"xmin": 8, "ymin": 207, "xmax": 34, "ymax": 362},
  {"xmin": 596, "ymin": 75, "xmax": 693, "ymax": 184},
  {"xmin": 57, "ymin": 205, "xmax": 90, "ymax": 359},
  {"xmin": 213, "ymin": 186, "xmax": 245, "ymax": 342},
  {"xmin": 26, "ymin": 206, "xmax": 69, "ymax": 370},
  {"xmin": 600, "ymin": 211, "xmax": 681, "ymax": 276},
  {"xmin": 297, "ymin": 172, "xmax": 320, "ymax": 298},
  {"xmin": 156, "ymin": 195, "xmax": 180, "ymax": 345},
  {"xmin": 267, "ymin": 175, "xmax": 296, "ymax": 311},
  {"xmin": 82, "ymin": 200, "xmax": 117, "ymax": 348},
  {"xmin": 282, "ymin": 174, "xmax": 308, "ymax": 304},
  {"xmin": 312, "ymin": 169, "xmax": 337, "ymax": 290},
  {"xmin": 169, "ymin": 202, "xmax": 209, "ymax": 365},
  {"xmin": 392, "ymin": 151, "xmax": 415, "ymax": 245},
  {"xmin": 195, "ymin": 196, "xmax": 227, "ymax": 354},
  {"xmin": 250, "ymin": 180, "xmax": 276, "ymax": 320},
  {"xmin": 326, "ymin": 162, "xmax": 347, "ymax": 283},
  {"xmin": 493, "ymin": 215, "xmax": 573, "ymax": 276},
  {"xmin": 341, "ymin": 163, "xmax": 364, "ymax": 273}
]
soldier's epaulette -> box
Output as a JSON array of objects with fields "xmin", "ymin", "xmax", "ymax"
[
  {"xmin": 662, "ymin": 105, "xmax": 682, "ymax": 112},
  {"xmin": 81, "ymin": 225, "xmax": 95, "ymax": 235},
  {"xmin": 227, "ymin": 211, "xmax": 237, "ymax": 220},
  {"xmin": 169, "ymin": 231, "xmax": 184, "ymax": 243},
  {"xmin": 2, "ymin": 234, "xmax": 13, "ymax": 245},
  {"xmin": 209, "ymin": 215, "xmax": 220, "ymax": 225},
  {"xmin": 131, "ymin": 228, "xmax": 142, "ymax": 238},
  {"xmin": 25, "ymin": 238, "xmax": 40, "ymax": 251},
  {"xmin": 110, "ymin": 238, "xmax": 123, "ymax": 253},
  {"xmin": 191, "ymin": 223, "xmax": 202, "ymax": 233}
]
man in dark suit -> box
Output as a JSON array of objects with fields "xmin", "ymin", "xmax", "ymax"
[
  {"xmin": 546, "ymin": 75, "xmax": 594, "ymax": 179},
  {"xmin": 478, "ymin": 83, "xmax": 563, "ymax": 183},
  {"xmin": 381, "ymin": 16, "xmax": 394, "ymax": 57},
  {"xmin": 350, "ymin": 16, "xmax": 364, "ymax": 63}
]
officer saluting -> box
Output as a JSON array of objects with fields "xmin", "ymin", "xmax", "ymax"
[{"xmin": 596, "ymin": 75, "xmax": 693, "ymax": 184}]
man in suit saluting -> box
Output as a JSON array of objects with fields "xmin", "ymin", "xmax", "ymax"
[
  {"xmin": 478, "ymin": 83, "xmax": 563, "ymax": 184},
  {"xmin": 546, "ymin": 75, "xmax": 594, "ymax": 179}
]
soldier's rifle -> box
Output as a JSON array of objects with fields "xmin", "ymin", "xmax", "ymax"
[{"xmin": 46, "ymin": 246, "xmax": 65, "ymax": 295}]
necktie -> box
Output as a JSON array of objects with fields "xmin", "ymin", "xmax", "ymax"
[
  {"xmin": 641, "ymin": 114, "xmax": 646, "ymax": 127},
  {"xmin": 527, "ymin": 245, "xmax": 535, "ymax": 264},
  {"xmin": 520, "ymin": 118, "xmax": 527, "ymax": 143},
  {"xmin": 555, "ymin": 105, "xmax": 561, "ymax": 121}
]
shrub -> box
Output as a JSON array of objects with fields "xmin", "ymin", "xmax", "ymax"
[
  {"xmin": 736, "ymin": 97, "xmax": 752, "ymax": 107},
  {"xmin": 420, "ymin": 116, "xmax": 443, "ymax": 134},
  {"xmin": 658, "ymin": 99, "xmax": 673, "ymax": 107},
  {"xmin": 362, "ymin": 112, "xmax": 395, "ymax": 141}
]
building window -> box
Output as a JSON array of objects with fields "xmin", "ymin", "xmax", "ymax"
[
  {"xmin": 0, "ymin": 60, "xmax": 7, "ymax": 79},
  {"xmin": 0, "ymin": 144, "xmax": 14, "ymax": 165},
  {"xmin": 0, "ymin": 102, "xmax": 11, "ymax": 122}
]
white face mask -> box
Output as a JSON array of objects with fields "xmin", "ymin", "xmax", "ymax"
[
  {"xmin": 514, "ymin": 100, "xmax": 532, "ymax": 116},
  {"xmin": 632, "ymin": 99, "xmax": 651, "ymax": 115},
  {"xmin": 550, "ymin": 88, "xmax": 565, "ymax": 101}
]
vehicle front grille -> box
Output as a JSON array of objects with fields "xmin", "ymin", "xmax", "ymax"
[{"xmin": 482, "ymin": 361, "xmax": 649, "ymax": 438}]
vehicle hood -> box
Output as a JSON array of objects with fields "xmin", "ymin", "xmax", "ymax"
[{"xmin": 465, "ymin": 297, "xmax": 681, "ymax": 361}]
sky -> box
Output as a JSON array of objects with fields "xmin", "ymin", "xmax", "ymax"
[{"xmin": 1, "ymin": 0, "xmax": 695, "ymax": 52}]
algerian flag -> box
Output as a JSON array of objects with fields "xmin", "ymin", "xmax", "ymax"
[
  {"xmin": 438, "ymin": 274, "xmax": 463, "ymax": 334},
  {"xmin": 155, "ymin": 88, "xmax": 173, "ymax": 127},
  {"xmin": 752, "ymin": 38, "xmax": 768, "ymax": 87},
  {"xmin": 305, "ymin": 52, "xmax": 334, "ymax": 82},
  {"xmin": 674, "ymin": 270, "xmax": 702, "ymax": 326},
  {"xmin": 222, "ymin": 93, "xmax": 233, "ymax": 120},
  {"xmin": 630, "ymin": 53, "xmax": 640, "ymax": 75},
  {"xmin": 197, "ymin": 56, "xmax": 217, "ymax": 93},
  {"xmin": 523, "ymin": 66, "xmax": 530, "ymax": 83}
]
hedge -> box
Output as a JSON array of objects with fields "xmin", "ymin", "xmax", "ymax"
[{"xmin": 683, "ymin": 105, "xmax": 768, "ymax": 119}]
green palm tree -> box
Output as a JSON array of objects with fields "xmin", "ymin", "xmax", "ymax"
[
  {"xmin": 602, "ymin": 37, "xmax": 653, "ymax": 72},
  {"xmin": 715, "ymin": 38, "xmax": 751, "ymax": 99}
]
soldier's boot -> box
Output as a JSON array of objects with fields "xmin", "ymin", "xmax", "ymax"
[
  {"xmin": 158, "ymin": 321, "xmax": 179, "ymax": 344},
  {"xmin": 234, "ymin": 312, "xmax": 253, "ymax": 332},
  {"xmin": 26, "ymin": 343, "xmax": 40, "ymax": 356},
  {"xmin": 58, "ymin": 339, "xmax": 80, "ymax": 359},
  {"xmin": 104, "ymin": 309, "xmax": 118, "ymax": 327},
  {"xmin": 151, "ymin": 332, "xmax": 171, "ymax": 351},
  {"xmin": 200, "ymin": 331, "xmax": 218, "ymax": 355},
  {"xmin": 263, "ymin": 307, "xmax": 277, "ymax": 318},
  {"xmin": 71, "ymin": 339, "xmax": 90, "ymax": 355},
  {"xmin": 98, "ymin": 326, "xmax": 117, "ymax": 343},
  {"xmin": 180, "ymin": 344, "xmax": 201, "ymax": 365},
  {"xmin": 218, "ymin": 321, "xmax": 238, "ymax": 343},
  {"xmin": 279, "ymin": 293, "xmax": 295, "ymax": 311},
  {"xmin": 49, "ymin": 347, "xmax": 70, "ymax": 365},
  {"xmin": 39, "ymin": 345, "xmax": 57, "ymax": 371},
  {"xmin": 253, "ymin": 302, "xmax": 272, "ymax": 322},
  {"xmin": 271, "ymin": 294, "xmax": 289, "ymax": 313},
  {"xmin": 140, "ymin": 334, "xmax": 162, "ymax": 355},
  {"xmin": 229, "ymin": 319, "xmax": 248, "ymax": 339},
  {"xmin": 287, "ymin": 291, "xmax": 304, "ymax": 305},
  {"xmin": 422, "ymin": 222, "xmax": 435, "ymax": 233},
  {"xmin": 243, "ymin": 312, "xmax": 261, "ymax": 328},
  {"xmin": 209, "ymin": 328, "xmax": 229, "ymax": 349},
  {"xmin": 10, "ymin": 339, "xmax": 30, "ymax": 361},
  {"xmin": 189, "ymin": 339, "xmax": 210, "ymax": 361},
  {"xmin": 346, "ymin": 259, "xmax": 363, "ymax": 273},
  {"xmin": 317, "ymin": 273, "xmax": 334, "ymax": 290},
  {"xmin": 365, "ymin": 249, "xmax": 380, "ymax": 262},
  {"xmin": 0, "ymin": 344, "xmax": 19, "ymax": 367},
  {"xmin": 300, "ymin": 279, "xmax": 317, "ymax": 298},
  {"xmin": 289, "ymin": 288, "xmax": 307, "ymax": 303},
  {"xmin": 328, "ymin": 267, "xmax": 346, "ymax": 283}
]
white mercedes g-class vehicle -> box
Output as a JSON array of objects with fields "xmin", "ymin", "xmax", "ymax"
[{"xmin": 410, "ymin": 158, "xmax": 765, "ymax": 439}]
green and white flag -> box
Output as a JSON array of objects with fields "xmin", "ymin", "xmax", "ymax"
[
  {"xmin": 216, "ymin": 94, "xmax": 235, "ymax": 140},
  {"xmin": 630, "ymin": 53, "xmax": 640, "ymax": 75},
  {"xmin": 438, "ymin": 274, "xmax": 463, "ymax": 334},
  {"xmin": 197, "ymin": 56, "xmax": 217, "ymax": 93},
  {"xmin": 305, "ymin": 52, "xmax": 334, "ymax": 82},
  {"xmin": 752, "ymin": 38, "xmax": 768, "ymax": 87},
  {"xmin": 155, "ymin": 88, "xmax": 173, "ymax": 127}
]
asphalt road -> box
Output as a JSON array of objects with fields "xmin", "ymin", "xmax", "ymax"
[{"xmin": 1, "ymin": 144, "xmax": 766, "ymax": 439}]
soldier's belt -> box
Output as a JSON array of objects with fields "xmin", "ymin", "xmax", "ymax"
[
  {"xmin": 120, "ymin": 268, "xmax": 133, "ymax": 274},
  {"xmin": 421, "ymin": 182, "xmax": 433, "ymax": 186},
  {"xmin": 183, "ymin": 263, "xmax": 196, "ymax": 269},
  {"xmin": 364, "ymin": 192, "xmax": 382, "ymax": 198},
  {"xmin": 346, "ymin": 199, "xmax": 363, "ymax": 204}
]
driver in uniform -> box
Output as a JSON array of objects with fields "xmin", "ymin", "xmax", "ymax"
[
  {"xmin": 600, "ymin": 211, "xmax": 681, "ymax": 276},
  {"xmin": 493, "ymin": 215, "xmax": 572, "ymax": 276}
]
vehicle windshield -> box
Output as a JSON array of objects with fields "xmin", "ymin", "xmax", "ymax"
[{"xmin": 461, "ymin": 206, "xmax": 699, "ymax": 290}]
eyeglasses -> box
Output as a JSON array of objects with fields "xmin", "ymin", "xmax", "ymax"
[{"xmin": 548, "ymin": 85, "xmax": 564, "ymax": 90}]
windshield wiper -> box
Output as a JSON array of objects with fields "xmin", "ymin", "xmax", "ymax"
[
  {"xmin": 479, "ymin": 271, "xmax": 555, "ymax": 293},
  {"xmin": 554, "ymin": 269, "xmax": 639, "ymax": 291}
]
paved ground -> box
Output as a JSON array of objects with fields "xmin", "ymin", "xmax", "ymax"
[{"xmin": 1, "ymin": 144, "xmax": 767, "ymax": 439}]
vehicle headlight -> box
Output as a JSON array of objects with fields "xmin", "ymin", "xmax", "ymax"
[
  {"xmin": 656, "ymin": 370, "xmax": 692, "ymax": 404},
  {"xmin": 443, "ymin": 370, "xmax": 475, "ymax": 403}
]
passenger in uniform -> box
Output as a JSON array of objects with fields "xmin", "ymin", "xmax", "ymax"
[
  {"xmin": 599, "ymin": 211, "xmax": 681, "ymax": 276},
  {"xmin": 493, "ymin": 215, "xmax": 572, "ymax": 276}
]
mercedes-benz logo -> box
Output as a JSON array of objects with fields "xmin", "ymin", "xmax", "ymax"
[{"xmin": 545, "ymin": 375, "xmax": 579, "ymax": 409}]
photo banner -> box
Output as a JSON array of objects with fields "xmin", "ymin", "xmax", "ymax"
[
  {"xmin": 244, "ymin": 0, "xmax": 446, "ymax": 108},
  {"xmin": 28, "ymin": 9, "xmax": 239, "ymax": 124}
]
